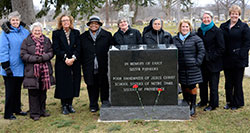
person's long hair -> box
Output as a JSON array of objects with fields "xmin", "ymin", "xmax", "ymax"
[{"xmin": 56, "ymin": 14, "xmax": 74, "ymax": 30}]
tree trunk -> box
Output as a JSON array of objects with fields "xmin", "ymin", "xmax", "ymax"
[
  {"xmin": 105, "ymin": 0, "xmax": 110, "ymax": 26},
  {"xmin": 11, "ymin": 0, "xmax": 35, "ymax": 25},
  {"xmin": 241, "ymin": 0, "xmax": 245, "ymax": 20},
  {"xmin": 132, "ymin": 3, "xmax": 139, "ymax": 25}
]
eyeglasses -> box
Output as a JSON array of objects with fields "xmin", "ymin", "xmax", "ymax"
[{"xmin": 61, "ymin": 19, "xmax": 70, "ymax": 22}]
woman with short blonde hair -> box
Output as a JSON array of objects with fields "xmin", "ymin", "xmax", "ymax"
[
  {"xmin": 178, "ymin": 19, "xmax": 193, "ymax": 33},
  {"xmin": 173, "ymin": 19, "xmax": 205, "ymax": 116},
  {"xmin": 229, "ymin": 5, "xmax": 241, "ymax": 16},
  {"xmin": 220, "ymin": 5, "xmax": 250, "ymax": 110}
]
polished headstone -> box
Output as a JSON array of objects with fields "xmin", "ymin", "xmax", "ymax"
[{"xmin": 108, "ymin": 45, "xmax": 178, "ymax": 106}]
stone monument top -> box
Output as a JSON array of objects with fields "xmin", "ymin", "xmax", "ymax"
[{"xmin": 118, "ymin": 4, "xmax": 134, "ymax": 25}]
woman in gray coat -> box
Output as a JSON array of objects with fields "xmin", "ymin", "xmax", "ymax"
[
  {"xmin": 21, "ymin": 22, "xmax": 54, "ymax": 121},
  {"xmin": 173, "ymin": 19, "xmax": 205, "ymax": 116}
]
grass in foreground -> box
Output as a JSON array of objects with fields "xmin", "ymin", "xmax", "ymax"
[{"xmin": 0, "ymin": 73, "xmax": 249, "ymax": 133}]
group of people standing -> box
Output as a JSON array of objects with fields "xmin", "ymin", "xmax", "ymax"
[{"xmin": 0, "ymin": 4, "xmax": 249, "ymax": 121}]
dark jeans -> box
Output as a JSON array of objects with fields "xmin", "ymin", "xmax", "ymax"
[
  {"xmin": 224, "ymin": 67, "xmax": 245, "ymax": 107},
  {"xmin": 199, "ymin": 69, "xmax": 220, "ymax": 108},
  {"xmin": 3, "ymin": 76, "xmax": 23, "ymax": 118},
  {"xmin": 28, "ymin": 89, "xmax": 47, "ymax": 118},
  {"xmin": 87, "ymin": 73, "xmax": 109, "ymax": 109}
]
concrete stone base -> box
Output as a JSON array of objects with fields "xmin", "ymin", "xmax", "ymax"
[{"xmin": 100, "ymin": 100, "xmax": 190, "ymax": 121}]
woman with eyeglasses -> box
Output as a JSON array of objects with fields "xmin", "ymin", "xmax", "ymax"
[{"xmin": 52, "ymin": 14, "xmax": 81, "ymax": 115}]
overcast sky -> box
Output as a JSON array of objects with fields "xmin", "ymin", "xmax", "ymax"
[{"xmin": 33, "ymin": 0, "xmax": 215, "ymax": 9}]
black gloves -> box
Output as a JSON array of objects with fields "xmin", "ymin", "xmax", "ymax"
[{"xmin": 1, "ymin": 61, "xmax": 13, "ymax": 76}]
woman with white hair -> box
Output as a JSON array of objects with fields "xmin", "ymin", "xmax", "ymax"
[
  {"xmin": 0, "ymin": 11, "xmax": 29, "ymax": 120},
  {"xmin": 197, "ymin": 11, "xmax": 225, "ymax": 111},
  {"xmin": 20, "ymin": 22, "xmax": 54, "ymax": 121},
  {"xmin": 113, "ymin": 18, "xmax": 142, "ymax": 47}
]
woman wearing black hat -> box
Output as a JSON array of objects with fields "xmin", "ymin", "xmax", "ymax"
[
  {"xmin": 52, "ymin": 14, "xmax": 81, "ymax": 115},
  {"xmin": 80, "ymin": 16, "xmax": 114, "ymax": 112}
]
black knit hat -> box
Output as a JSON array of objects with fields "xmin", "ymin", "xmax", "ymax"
[{"xmin": 87, "ymin": 16, "xmax": 103, "ymax": 26}]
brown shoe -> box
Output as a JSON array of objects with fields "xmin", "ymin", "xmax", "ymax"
[
  {"xmin": 41, "ymin": 112, "xmax": 50, "ymax": 117},
  {"xmin": 32, "ymin": 117, "xmax": 40, "ymax": 121}
]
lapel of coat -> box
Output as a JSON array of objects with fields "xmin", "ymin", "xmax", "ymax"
[
  {"xmin": 95, "ymin": 29, "xmax": 103, "ymax": 42},
  {"xmin": 69, "ymin": 30, "xmax": 75, "ymax": 48},
  {"xmin": 59, "ymin": 29, "xmax": 70, "ymax": 48}
]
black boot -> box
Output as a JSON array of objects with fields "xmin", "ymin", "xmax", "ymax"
[
  {"xmin": 67, "ymin": 105, "xmax": 76, "ymax": 113},
  {"xmin": 182, "ymin": 91, "xmax": 189, "ymax": 105},
  {"xmin": 190, "ymin": 94, "xmax": 196, "ymax": 116},
  {"xmin": 62, "ymin": 105, "xmax": 70, "ymax": 115}
]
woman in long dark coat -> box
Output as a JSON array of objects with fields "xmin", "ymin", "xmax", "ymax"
[
  {"xmin": 220, "ymin": 5, "xmax": 250, "ymax": 110},
  {"xmin": 173, "ymin": 19, "xmax": 205, "ymax": 116},
  {"xmin": 80, "ymin": 16, "xmax": 113, "ymax": 112},
  {"xmin": 52, "ymin": 14, "xmax": 81, "ymax": 115},
  {"xmin": 21, "ymin": 22, "xmax": 54, "ymax": 121},
  {"xmin": 197, "ymin": 11, "xmax": 225, "ymax": 111}
]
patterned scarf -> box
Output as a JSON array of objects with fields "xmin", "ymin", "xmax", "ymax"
[{"xmin": 31, "ymin": 34, "xmax": 51, "ymax": 90}]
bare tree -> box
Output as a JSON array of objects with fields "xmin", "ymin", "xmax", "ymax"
[
  {"xmin": 11, "ymin": 0, "xmax": 35, "ymax": 25},
  {"xmin": 214, "ymin": 0, "xmax": 222, "ymax": 20},
  {"xmin": 239, "ymin": 0, "xmax": 249, "ymax": 20},
  {"xmin": 105, "ymin": 0, "xmax": 110, "ymax": 26},
  {"xmin": 220, "ymin": 0, "xmax": 237, "ymax": 20}
]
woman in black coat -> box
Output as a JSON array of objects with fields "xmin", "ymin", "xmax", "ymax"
[
  {"xmin": 113, "ymin": 18, "xmax": 142, "ymax": 47},
  {"xmin": 173, "ymin": 19, "xmax": 205, "ymax": 116},
  {"xmin": 80, "ymin": 16, "xmax": 113, "ymax": 112},
  {"xmin": 197, "ymin": 11, "xmax": 225, "ymax": 111},
  {"xmin": 52, "ymin": 14, "xmax": 81, "ymax": 115},
  {"xmin": 220, "ymin": 5, "xmax": 250, "ymax": 110},
  {"xmin": 143, "ymin": 18, "xmax": 173, "ymax": 46}
]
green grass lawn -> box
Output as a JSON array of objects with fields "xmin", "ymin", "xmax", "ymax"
[
  {"xmin": 0, "ymin": 72, "xmax": 250, "ymax": 132},
  {"xmin": 0, "ymin": 23, "xmax": 250, "ymax": 132}
]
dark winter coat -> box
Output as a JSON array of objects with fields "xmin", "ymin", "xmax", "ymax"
[
  {"xmin": 20, "ymin": 34, "xmax": 55, "ymax": 89},
  {"xmin": 173, "ymin": 32, "xmax": 205, "ymax": 85},
  {"xmin": 52, "ymin": 29, "xmax": 81, "ymax": 99},
  {"xmin": 143, "ymin": 29, "xmax": 173, "ymax": 46},
  {"xmin": 80, "ymin": 29, "xmax": 113, "ymax": 86},
  {"xmin": 197, "ymin": 25, "xmax": 225, "ymax": 72},
  {"xmin": 220, "ymin": 19, "xmax": 250, "ymax": 69},
  {"xmin": 113, "ymin": 27, "xmax": 142, "ymax": 46}
]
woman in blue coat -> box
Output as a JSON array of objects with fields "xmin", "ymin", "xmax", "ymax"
[{"xmin": 0, "ymin": 11, "xmax": 29, "ymax": 120}]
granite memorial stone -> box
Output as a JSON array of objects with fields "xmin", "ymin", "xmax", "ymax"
[{"xmin": 109, "ymin": 45, "xmax": 178, "ymax": 106}]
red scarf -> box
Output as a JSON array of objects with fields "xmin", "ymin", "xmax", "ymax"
[{"xmin": 32, "ymin": 34, "xmax": 51, "ymax": 90}]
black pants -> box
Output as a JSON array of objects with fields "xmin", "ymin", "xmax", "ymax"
[
  {"xmin": 224, "ymin": 67, "xmax": 245, "ymax": 107},
  {"xmin": 199, "ymin": 69, "xmax": 220, "ymax": 108},
  {"xmin": 3, "ymin": 76, "xmax": 23, "ymax": 118},
  {"xmin": 87, "ymin": 73, "xmax": 109, "ymax": 109},
  {"xmin": 61, "ymin": 98, "xmax": 73, "ymax": 106},
  {"xmin": 28, "ymin": 89, "xmax": 47, "ymax": 118}
]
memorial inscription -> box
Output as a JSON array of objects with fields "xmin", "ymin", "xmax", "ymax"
[{"xmin": 109, "ymin": 48, "xmax": 178, "ymax": 106}]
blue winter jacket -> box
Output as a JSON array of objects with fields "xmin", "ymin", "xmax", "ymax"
[{"xmin": 0, "ymin": 25, "xmax": 29, "ymax": 77}]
